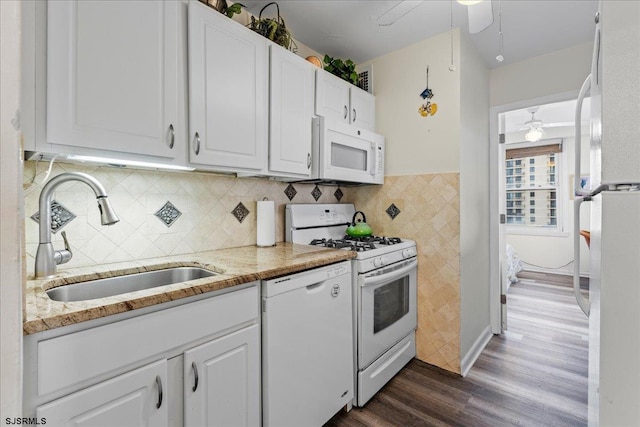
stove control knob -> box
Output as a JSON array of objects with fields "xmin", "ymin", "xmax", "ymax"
[
  {"xmin": 380, "ymin": 257, "xmax": 388, "ymax": 266},
  {"xmin": 402, "ymin": 249, "xmax": 415, "ymax": 258},
  {"xmin": 374, "ymin": 257, "xmax": 383, "ymax": 267}
]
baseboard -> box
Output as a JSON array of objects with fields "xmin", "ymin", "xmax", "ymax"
[{"xmin": 460, "ymin": 325, "xmax": 492, "ymax": 377}]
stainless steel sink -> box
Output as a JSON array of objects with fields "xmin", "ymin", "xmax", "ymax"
[{"xmin": 46, "ymin": 267, "xmax": 216, "ymax": 302}]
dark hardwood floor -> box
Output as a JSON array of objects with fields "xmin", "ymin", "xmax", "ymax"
[{"xmin": 326, "ymin": 273, "xmax": 589, "ymax": 427}]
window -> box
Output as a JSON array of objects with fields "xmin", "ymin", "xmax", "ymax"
[{"xmin": 505, "ymin": 141, "xmax": 563, "ymax": 230}]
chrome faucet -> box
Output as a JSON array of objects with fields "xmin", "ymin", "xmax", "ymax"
[{"xmin": 35, "ymin": 172, "xmax": 119, "ymax": 278}]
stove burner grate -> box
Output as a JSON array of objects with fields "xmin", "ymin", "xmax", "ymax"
[{"xmin": 310, "ymin": 236, "xmax": 403, "ymax": 252}]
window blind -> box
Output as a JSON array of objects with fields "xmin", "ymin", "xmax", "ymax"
[{"xmin": 506, "ymin": 143, "xmax": 562, "ymax": 160}]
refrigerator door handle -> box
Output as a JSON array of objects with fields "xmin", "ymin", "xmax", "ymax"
[
  {"xmin": 573, "ymin": 197, "xmax": 591, "ymax": 316},
  {"xmin": 575, "ymin": 74, "xmax": 592, "ymax": 198}
]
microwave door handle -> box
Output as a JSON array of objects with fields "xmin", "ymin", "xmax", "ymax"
[
  {"xmin": 370, "ymin": 143, "xmax": 377, "ymax": 176},
  {"xmin": 358, "ymin": 260, "xmax": 417, "ymax": 288}
]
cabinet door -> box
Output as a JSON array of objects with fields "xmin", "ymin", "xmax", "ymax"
[
  {"xmin": 188, "ymin": 1, "xmax": 267, "ymax": 171},
  {"xmin": 350, "ymin": 87, "xmax": 376, "ymax": 131},
  {"xmin": 315, "ymin": 70, "xmax": 351, "ymax": 124},
  {"xmin": 184, "ymin": 325, "xmax": 260, "ymax": 427},
  {"xmin": 47, "ymin": 1, "xmax": 180, "ymax": 159},
  {"xmin": 37, "ymin": 360, "xmax": 168, "ymax": 427},
  {"xmin": 269, "ymin": 45, "xmax": 315, "ymax": 177}
]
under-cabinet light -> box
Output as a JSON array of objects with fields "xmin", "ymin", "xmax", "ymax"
[
  {"xmin": 457, "ymin": 0, "xmax": 483, "ymax": 5},
  {"xmin": 66, "ymin": 155, "xmax": 196, "ymax": 171}
]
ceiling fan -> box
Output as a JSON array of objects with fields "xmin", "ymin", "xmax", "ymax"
[
  {"xmin": 520, "ymin": 107, "xmax": 545, "ymax": 141},
  {"xmin": 457, "ymin": 0, "xmax": 493, "ymax": 34},
  {"xmin": 377, "ymin": 0, "xmax": 494, "ymax": 33}
]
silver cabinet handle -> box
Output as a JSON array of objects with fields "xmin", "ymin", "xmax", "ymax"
[
  {"xmin": 352, "ymin": 108, "xmax": 357, "ymax": 122},
  {"xmin": 191, "ymin": 362, "xmax": 199, "ymax": 392},
  {"xmin": 168, "ymin": 124, "xmax": 175, "ymax": 149},
  {"xmin": 155, "ymin": 375, "xmax": 163, "ymax": 409},
  {"xmin": 307, "ymin": 153, "xmax": 311, "ymax": 169},
  {"xmin": 194, "ymin": 132, "xmax": 200, "ymax": 155},
  {"xmin": 343, "ymin": 105, "xmax": 348, "ymax": 120}
]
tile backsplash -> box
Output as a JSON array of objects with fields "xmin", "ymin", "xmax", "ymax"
[
  {"xmin": 349, "ymin": 173, "xmax": 461, "ymax": 374},
  {"xmin": 24, "ymin": 162, "xmax": 462, "ymax": 374},
  {"xmin": 23, "ymin": 161, "xmax": 350, "ymax": 276}
]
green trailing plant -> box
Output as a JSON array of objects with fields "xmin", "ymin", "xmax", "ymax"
[
  {"xmin": 225, "ymin": 2, "xmax": 244, "ymax": 18},
  {"xmin": 201, "ymin": 0, "xmax": 245, "ymax": 19},
  {"xmin": 248, "ymin": 2, "xmax": 297, "ymax": 52},
  {"xmin": 323, "ymin": 55, "xmax": 359, "ymax": 86}
]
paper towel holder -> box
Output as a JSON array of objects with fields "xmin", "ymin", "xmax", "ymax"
[{"xmin": 256, "ymin": 197, "xmax": 276, "ymax": 247}]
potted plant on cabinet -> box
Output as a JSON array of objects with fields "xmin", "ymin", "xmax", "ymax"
[{"xmin": 323, "ymin": 55, "xmax": 359, "ymax": 86}]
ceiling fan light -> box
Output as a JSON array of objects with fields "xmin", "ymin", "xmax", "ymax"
[
  {"xmin": 457, "ymin": 0, "xmax": 483, "ymax": 5},
  {"xmin": 525, "ymin": 127, "xmax": 543, "ymax": 142}
]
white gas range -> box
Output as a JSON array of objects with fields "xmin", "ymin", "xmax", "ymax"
[{"xmin": 286, "ymin": 203, "xmax": 417, "ymax": 406}]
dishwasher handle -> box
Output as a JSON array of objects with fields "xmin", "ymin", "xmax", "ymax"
[{"xmin": 306, "ymin": 282, "xmax": 326, "ymax": 292}]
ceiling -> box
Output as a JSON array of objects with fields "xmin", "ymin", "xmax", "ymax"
[{"xmin": 241, "ymin": 0, "xmax": 598, "ymax": 68}]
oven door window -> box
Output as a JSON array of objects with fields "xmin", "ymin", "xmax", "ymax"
[{"xmin": 373, "ymin": 276, "xmax": 409, "ymax": 334}]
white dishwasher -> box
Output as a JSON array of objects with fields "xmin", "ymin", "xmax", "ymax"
[{"xmin": 262, "ymin": 261, "xmax": 354, "ymax": 427}]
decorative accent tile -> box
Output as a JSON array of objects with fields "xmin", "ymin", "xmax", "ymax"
[
  {"xmin": 334, "ymin": 188, "xmax": 343, "ymax": 202},
  {"xmin": 311, "ymin": 185, "xmax": 322, "ymax": 201},
  {"xmin": 31, "ymin": 200, "xmax": 76, "ymax": 233},
  {"xmin": 154, "ymin": 201, "xmax": 182, "ymax": 227},
  {"xmin": 386, "ymin": 203, "xmax": 401, "ymax": 220},
  {"xmin": 284, "ymin": 184, "xmax": 297, "ymax": 201},
  {"xmin": 231, "ymin": 202, "xmax": 250, "ymax": 223}
]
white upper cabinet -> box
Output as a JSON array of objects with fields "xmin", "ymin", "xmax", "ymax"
[
  {"xmin": 268, "ymin": 45, "xmax": 316, "ymax": 177},
  {"xmin": 315, "ymin": 69, "xmax": 375, "ymax": 131},
  {"xmin": 46, "ymin": 0, "xmax": 183, "ymax": 161},
  {"xmin": 349, "ymin": 87, "xmax": 376, "ymax": 132},
  {"xmin": 315, "ymin": 69, "xmax": 351, "ymax": 125},
  {"xmin": 188, "ymin": 1, "xmax": 268, "ymax": 172}
]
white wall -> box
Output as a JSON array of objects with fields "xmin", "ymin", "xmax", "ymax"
[
  {"xmin": 360, "ymin": 30, "xmax": 461, "ymax": 175},
  {"xmin": 0, "ymin": 0, "xmax": 24, "ymax": 418},
  {"xmin": 490, "ymin": 42, "xmax": 592, "ymax": 107},
  {"xmin": 459, "ymin": 32, "xmax": 491, "ymax": 366}
]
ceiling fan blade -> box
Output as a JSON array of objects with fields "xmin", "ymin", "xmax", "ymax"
[
  {"xmin": 541, "ymin": 122, "xmax": 575, "ymax": 128},
  {"xmin": 467, "ymin": 1, "xmax": 493, "ymax": 34}
]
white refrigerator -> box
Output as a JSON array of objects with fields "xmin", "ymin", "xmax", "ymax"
[{"xmin": 574, "ymin": 2, "xmax": 640, "ymax": 425}]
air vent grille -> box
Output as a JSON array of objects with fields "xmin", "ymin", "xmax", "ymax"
[{"xmin": 357, "ymin": 64, "xmax": 373, "ymax": 94}]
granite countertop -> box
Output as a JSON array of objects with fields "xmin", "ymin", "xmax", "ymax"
[{"xmin": 24, "ymin": 243, "xmax": 356, "ymax": 335}]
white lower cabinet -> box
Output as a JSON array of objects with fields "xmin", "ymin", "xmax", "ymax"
[
  {"xmin": 184, "ymin": 324, "xmax": 260, "ymax": 427},
  {"xmin": 24, "ymin": 284, "xmax": 260, "ymax": 427},
  {"xmin": 37, "ymin": 360, "xmax": 168, "ymax": 427}
]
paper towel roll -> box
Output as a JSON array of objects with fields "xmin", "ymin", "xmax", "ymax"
[{"xmin": 256, "ymin": 200, "xmax": 276, "ymax": 247}]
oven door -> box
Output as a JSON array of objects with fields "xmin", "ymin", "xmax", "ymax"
[{"xmin": 358, "ymin": 258, "xmax": 417, "ymax": 368}]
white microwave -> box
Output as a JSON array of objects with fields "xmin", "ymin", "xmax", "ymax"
[{"xmin": 311, "ymin": 117, "xmax": 385, "ymax": 185}]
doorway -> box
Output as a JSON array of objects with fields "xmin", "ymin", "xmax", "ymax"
[{"xmin": 489, "ymin": 92, "xmax": 591, "ymax": 333}]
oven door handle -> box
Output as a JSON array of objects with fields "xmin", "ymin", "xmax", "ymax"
[{"xmin": 358, "ymin": 259, "xmax": 417, "ymax": 288}]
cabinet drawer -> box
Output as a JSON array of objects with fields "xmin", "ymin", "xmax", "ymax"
[{"xmin": 37, "ymin": 285, "xmax": 258, "ymax": 397}]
